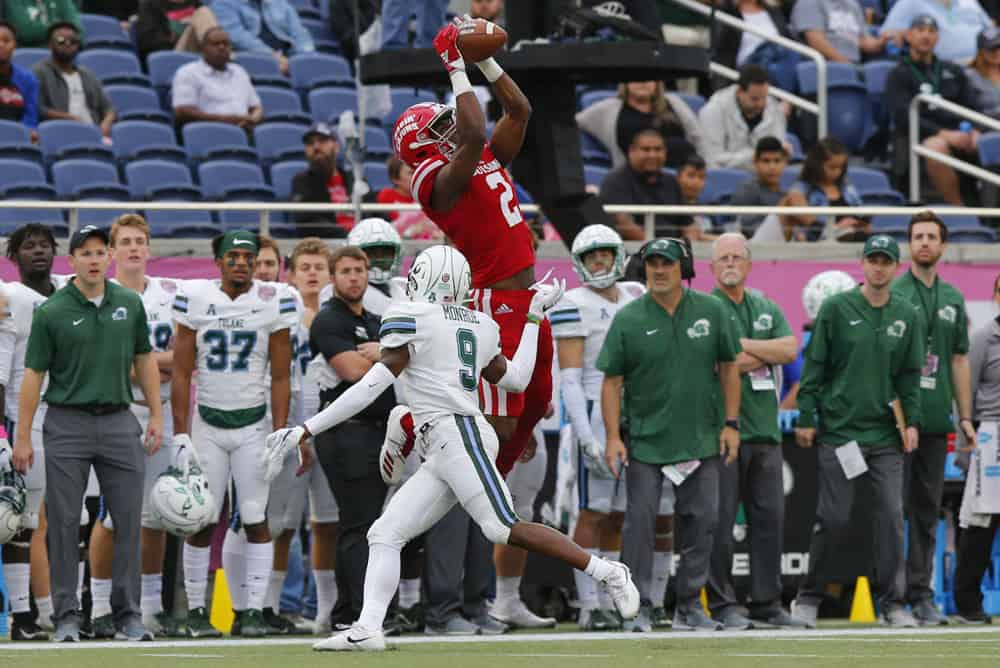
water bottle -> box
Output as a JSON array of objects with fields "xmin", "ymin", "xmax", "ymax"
[
  {"xmin": 960, "ymin": 121, "xmax": 973, "ymax": 134},
  {"xmin": 886, "ymin": 41, "xmax": 901, "ymax": 58}
]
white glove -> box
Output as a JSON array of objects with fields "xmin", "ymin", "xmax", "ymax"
[
  {"xmin": 172, "ymin": 433, "xmax": 193, "ymax": 452},
  {"xmin": 261, "ymin": 427, "xmax": 305, "ymax": 482},
  {"xmin": 528, "ymin": 277, "xmax": 566, "ymax": 322},
  {"xmin": 379, "ymin": 436, "xmax": 406, "ymax": 486},
  {"xmin": 580, "ymin": 438, "xmax": 615, "ymax": 479},
  {"xmin": 0, "ymin": 436, "xmax": 11, "ymax": 471}
]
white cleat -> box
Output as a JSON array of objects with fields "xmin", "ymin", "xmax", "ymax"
[
  {"xmin": 602, "ymin": 560, "xmax": 640, "ymax": 621},
  {"xmin": 489, "ymin": 598, "xmax": 557, "ymax": 629},
  {"xmin": 312, "ymin": 625, "xmax": 386, "ymax": 651}
]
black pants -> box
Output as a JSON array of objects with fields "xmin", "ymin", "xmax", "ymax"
[
  {"xmin": 897, "ymin": 433, "xmax": 948, "ymax": 603},
  {"xmin": 421, "ymin": 504, "xmax": 494, "ymax": 627},
  {"xmin": 954, "ymin": 516, "xmax": 1000, "ymax": 615},
  {"xmin": 316, "ymin": 419, "xmax": 388, "ymax": 624}
]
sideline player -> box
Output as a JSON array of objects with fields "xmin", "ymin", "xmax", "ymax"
[
  {"xmin": 550, "ymin": 224, "xmax": 675, "ymax": 631},
  {"xmin": 87, "ymin": 215, "xmax": 184, "ymax": 638},
  {"xmin": 0, "ymin": 224, "xmax": 65, "ymax": 640},
  {"xmin": 267, "ymin": 245, "xmax": 639, "ymax": 651},
  {"xmin": 171, "ymin": 230, "xmax": 309, "ymax": 638},
  {"xmin": 318, "ymin": 218, "xmax": 407, "ymax": 312}
]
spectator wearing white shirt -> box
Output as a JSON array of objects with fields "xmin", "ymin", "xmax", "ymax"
[{"xmin": 172, "ymin": 27, "xmax": 262, "ymax": 128}]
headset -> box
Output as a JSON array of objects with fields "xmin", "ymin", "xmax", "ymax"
[{"xmin": 623, "ymin": 237, "xmax": 696, "ymax": 283}]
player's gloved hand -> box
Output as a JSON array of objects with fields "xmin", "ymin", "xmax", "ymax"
[
  {"xmin": 528, "ymin": 277, "xmax": 566, "ymax": 322},
  {"xmin": 0, "ymin": 436, "xmax": 11, "ymax": 472},
  {"xmin": 172, "ymin": 433, "xmax": 193, "ymax": 453},
  {"xmin": 580, "ymin": 438, "xmax": 615, "ymax": 478},
  {"xmin": 379, "ymin": 437, "xmax": 406, "ymax": 486},
  {"xmin": 433, "ymin": 23, "xmax": 465, "ymax": 73},
  {"xmin": 261, "ymin": 426, "xmax": 305, "ymax": 482}
]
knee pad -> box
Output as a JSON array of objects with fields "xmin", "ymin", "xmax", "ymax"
[
  {"xmin": 80, "ymin": 505, "xmax": 90, "ymax": 527},
  {"xmin": 465, "ymin": 493, "xmax": 514, "ymax": 545},
  {"xmin": 477, "ymin": 514, "xmax": 512, "ymax": 545},
  {"xmin": 366, "ymin": 514, "xmax": 409, "ymax": 551}
]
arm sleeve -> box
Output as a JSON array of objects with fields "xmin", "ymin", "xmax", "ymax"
[
  {"xmin": 560, "ymin": 367, "xmax": 597, "ymax": 445},
  {"xmin": 171, "ymin": 65, "xmax": 197, "ymax": 109},
  {"xmin": 213, "ymin": 0, "xmax": 273, "ymax": 54},
  {"xmin": 796, "ymin": 305, "xmax": 832, "ymax": 429},
  {"xmin": 133, "ymin": 301, "xmax": 152, "ymax": 355},
  {"xmin": 596, "ymin": 316, "xmax": 626, "ymax": 377},
  {"xmin": 496, "ymin": 321, "xmax": 539, "ymax": 393},
  {"xmin": 304, "ymin": 362, "xmax": 395, "ymax": 435},
  {"xmin": 23, "ymin": 308, "xmax": 52, "ymax": 372},
  {"xmin": 897, "ymin": 309, "xmax": 926, "ymax": 429},
  {"xmin": 310, "ymin": 309, "xmax": 356, "ymax": 361}
]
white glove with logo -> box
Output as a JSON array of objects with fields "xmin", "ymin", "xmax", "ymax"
[
  {"xmin": 172, "ymin": 433, "xmax": 193, "ymax": 452},
  {"xmin": 380, "ymin": 437, "xmax": 406, "ymax": 486},
  {"xmin": 528, "ymin": 276, "xmax": 566, "ymax": 322},
  {"xmin": 580, "ymin": 438, "xmax": 615, "ymax": 478},
  {"xmin": 261, "ymin": 427, "xmax": 305, "ymax": 482}
]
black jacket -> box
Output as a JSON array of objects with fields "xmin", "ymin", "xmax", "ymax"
[
  {"xmin": 887, "ymin": 54, "xmax": 979, "ymax": 140},
  {"xmin": 328, "ymin": 0, "xmax": 379, "ymax": 63},
  {"xmin": 136, "ymin": 0, "xmax": 202, "ymax": 62},
  {"xmin": 290, "ymin": 164, "xmax": 357, "ymax": 238}
]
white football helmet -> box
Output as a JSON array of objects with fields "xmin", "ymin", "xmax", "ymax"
[
  {"xmin": 348, "ymin": 218, "xmax": 402, "ymax": 285},
  {"xmin": 149, "ymin": 449, "xmax": 216, "ymax": 538},
  {"xmin": 0, "ymin": 466, "xmax": 26, "ymax": 544},
  {"xmin": 406, "ymin": 245, "xmax": 472, "ymax": 305},
  {"xmin": 802, "ymin": 270, "xmax": 857, "ymax": 320},
  {"xmin": 571, "ymin": 224, "xmax": 625, "ymax": 289}
]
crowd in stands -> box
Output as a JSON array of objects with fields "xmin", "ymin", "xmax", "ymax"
[{"xmin": 0, "ymin": 0, "xmax": 998, "ymax": 243}]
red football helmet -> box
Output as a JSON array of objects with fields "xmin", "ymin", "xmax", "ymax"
[{"xmin": 392, "ymin": 102, "xmax": 458, "ymax": 167}]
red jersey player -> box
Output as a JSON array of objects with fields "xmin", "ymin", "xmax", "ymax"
[{"xmin": 392, "ymin": 19, "xmax": 550, "ymax": 479}]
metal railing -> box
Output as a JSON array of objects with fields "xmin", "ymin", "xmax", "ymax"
[
  {"xmin": 909, "ymin": 93, "xmax": 1000, "ymax": 202},
  {"xmin": 669, "ymin": 0, "xmax": 827, "ymax": 137}
]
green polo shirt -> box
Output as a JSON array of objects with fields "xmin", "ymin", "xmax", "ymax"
[
  {"xmin": 797, "ymin": 287, "xmax": 925, "ymax": 447},
  {"xmin": 25, "ymin": 278, "xmax": 151, "ymax": 407},
  {"xmin": 891, "ymin": 271, "xmax": 969, "ymax": 435},
  {"xmin": 712, "ymin": 288, "xmax": 793, "ymax": 444},
  {"xmin": 597, "ymin": 289, "xmax": 741, "ymax": 466}
]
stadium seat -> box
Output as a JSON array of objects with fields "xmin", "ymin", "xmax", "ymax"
[
  {"xmin": 386, "ymin": 87, "xmax": 438, "ymax": 127},
  {"xmin": 147, "ymin": 51, "xmax": 199, "ymax": 99},
  {"xmin": 925, "ymin": 208, "xmax": 981, "ymax": 229},
  {"xmin": 125, "ymin": 159, "xmax": 199, "ymax": 200},
  {"xmin": 0, "ymin": 205, "xmax": 65, "ymax": 236},
  {"xmin": 234, "ymin": 52, "xmax": 287, "ymax": 84},
  {"xmin": 578, "ymin": 89, "xmax": 615, "ymax": 111},
  {"xmin": 105, "ymin": 85, "xmax": 171, "ymax": 124},
  {"xmin": 76, "ymin": 199, "xmax": 136, "ymax": 225},
  {"xmin": 291, "ymin": 0, "xmax": 322, "ymax": 20},
  {"xmin": 269, "ymin": 160, "xmax": 307, "ymax": 200},
  {"xmin": 847, "ymin": 167, "xmax": 892, "ymax": 193},
  {"xmin": 780, "ymin": 165, "xmax": 800, "ymax": 191},
  {"xmin": 796, "ymin": 62, "xmax": 861, "ymax": 96},
  {"xmin": 112, "ymin": 121, "xmax": 186, "ymax": 163},
  {"xmin": 676, "ymin": 92, "xmax": 705, "ymax": 115},
  {"xmin": 301, "ymin": 17, "xmax": 337, "ymax": 42},
  {"xmin": 701, "ymin": 168, "xmax": 752, "ymax": 204},
  {"xmin": 0, "ymin": 158, "xmax": 47, "ymax": 189},
  {"xmin": 580, "ymin": 132, "xmax": 611, "ymax": 166},
  {"xmin": 978, "ymin": 132, "xmax": 1000, "ymax": 167},
  {"xmin": 0, "ymin": 182, "xmax": 56, "ymax": 199},
  {"xmin": 12, "ymin": 48, "xmax": 47, "ymax": 71},
  {"xmin": 364, "ymin": 127, "xmax": 392, "ymax": 158},
  {"xmin": 363, "ymin": 161, "xmax": 391, "ymax": 192},
  {"xmin": 182, "ymin": 122, "xmax": 258, "ymax": 163},
  {"xmin": 0, "ymin": 119, "xmax": 32, "ymax": 145},
  {"xmin": 254, "ymin": 123, "xmax": 307, "ymax": 164},
  {"xmin": 827, "ymin": 83, "xmax": 871, "ymax": 153},
  {"xmin": 949, "ymin": 228, "xmax": 997, "ymax": 243},
  {"xmin": 860, "ymin": 190, "xmax": 906, "ymax": 206},
  {"xmin": 0, "ymin": 120, "xmax": 40, "ymax": 163},
  {"xmin": 77, "ymin": 49, "xmax": 150, "ymax": 87},
  {"xmin": 257, "ymin": 86, "xmax": 312, "ymax": 125},
  {"xmin": 51, "ymin": 159, "xmax": 128, "ymax": 199},
  {"xmin": 80, "ymin": 13, "xmax": 132, "ymax": 50},
  {"xmin": 145, "ymin": 209, "xmax": 218, "ymax": 238},
  {"xmin": 872, "ymin": 213, "xmax": 911, "ymax": 229},
  {"xmin": 307, "ymin": 87, "xmax": 358, "ymax": 124},
  {"xmin": 290, "ymin": 53, "xmax": 353, "ymax": 90},
  {"xmin": 198, "ymin": 160, "xmax": 275, "ymax": 200},
  {"xmin": 584, "ymin": 165, "xmax": 609, "ymax": 188},
  {"xmin": 37, "ymin": 120, "xmax": 113, "ymax": 163}
]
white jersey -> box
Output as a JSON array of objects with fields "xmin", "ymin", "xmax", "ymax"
[
  {"xmin": 114, "ymin": 276, "xmax": 182, "ymax": 404},
  {"xmin": 319, "ymin": 277, "xmax": 407, "ymax": 317},
  {"xmin": 0, "ymin": 275, "xmax": 67, "ymax": 424},
  {"xmin": 172, "ymin": 279, "xmax": 299, "ymax": 412},
  {"xmin": 549, "ymin": 282, "xmax": 645, "ymax": 399},
  {"xmin": 379, "ymin": 300, "xmax": 501, "ymax": 429}
]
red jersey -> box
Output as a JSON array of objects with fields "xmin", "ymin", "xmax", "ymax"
[
  {"xmin": 326, "ymin": 171, "xmax": 354, "ymax": 232},
  {"xmin": 410, "ymin": 146, "xmax": 535, "ymax": 288}
]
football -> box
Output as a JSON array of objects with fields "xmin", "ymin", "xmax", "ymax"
[{"xmin": 456, "ymin": 19, "xmax": 507, "ymax": 63}]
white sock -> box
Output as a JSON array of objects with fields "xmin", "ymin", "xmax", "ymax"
[
  {"xmin": 266, "ymin": 570, "xmax": 285, "ymax": 612},
  {"xmin": 183, "ymin": 544, "xmax": 211, "ymax": 610},
  {"xmin": 222, "ymin": 529, "xmax": 248, "ymax": 611},
  {"xmin": 495, "ymin": 575, "xmax": 521, "ymax": 606},
  {"xmin": 141, "ymin": 573, "xmax": 164, "ymax": 618},
  {"xmin": 398, "ymin": 577, "xmax": 420, "ymax": 609},
  {"xmin": 245, "ymin": 541, "xmax": 274, "ymax": 611},
  {"xmin": 651, "ymin": 552, "xmax": 673, "ymax": 609},
  {"xmin": 36, "ymin": 595, "xmax": 54, "ymax": 626},
  {"xmin": 597, "ymin": 550, "xmax": 620, "ymax": 609},
  {"xmin": 77, "ymin": 560, "xmax": 85, "ymax": 603},
  {"xmin": 358, "ymin": 543, "xmax": 401, "ymax": 632},
  {"xmin": 574, "ymin": 549, "xmax": 600, "ymax": 611},
  {"xmin": 314, "ymin": 569, "xmax": 338, "ymax": 622},
  {"xmin": 91, "ymin": 578, "xmax": 113, "ymax": 618},
  {"xmin": 5, "ymin": 563, "xmax": 30, "ymax": 614}
]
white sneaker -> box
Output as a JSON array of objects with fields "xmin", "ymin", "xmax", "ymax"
[
  {"xmin": 601, "ymin": 560, "xmax": 640, "ymax": 620},
  {"xmin": 312, "ymin": 625, "xmax": 386, "ymax": 652},
  {"xmin": 489, "ymin": 598, "xmax": 557, "ymax": 629}
]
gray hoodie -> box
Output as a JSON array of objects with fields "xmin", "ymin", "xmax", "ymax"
[{"xmin": 969, "ymin": 316, "xmax": 1000, "ymax": 421}]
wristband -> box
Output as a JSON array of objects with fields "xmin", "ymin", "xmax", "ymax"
[
  {"xmin": 477, "ymin": 57, "xmax": 504, "ymax": 83},
  {"xmin": 449, "ymin": 70, "xmax": 474, "ymax": 97},
  {"xmin": 960, "ymin": 417, "xmax": 973, "ymax": 424},
  {"xmin": 526, "ymin": 314, "xmax": 542, "ymax": 325}
]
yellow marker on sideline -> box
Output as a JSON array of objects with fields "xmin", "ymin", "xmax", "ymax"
[
  {"xmin": 700, "ymin": 587, "xmax": 710, "ymax": 616},
  {"xmin": 210, "ymin": 569, "xmax": 235, "ymax": 634},
  {"xmin": 849, "ymin": 576, "xmax": 877, "ymax": 623}
]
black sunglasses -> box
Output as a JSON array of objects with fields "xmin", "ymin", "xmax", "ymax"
[{"xmin": 54, "ymin": 36, "xmax": 80, "ymax": 46}]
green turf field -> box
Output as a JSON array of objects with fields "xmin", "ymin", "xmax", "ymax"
[{"xmin": 3, "ymin": 626, "xmax": 999, "ymax": 667}]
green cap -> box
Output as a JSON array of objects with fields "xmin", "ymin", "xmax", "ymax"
[
  {"xmin": 215, "ymin": 230, "xmax": 259, "ymax": 258},
  {"xmin": 862, "ymin": 234, "xmax": 900, "ymax": 262},
  {"xmin": 642, "ymin": 238, "xmax": 685, "ymax": 263}
]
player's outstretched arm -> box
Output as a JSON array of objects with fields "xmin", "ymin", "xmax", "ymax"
[
  {"xmin": 430, "ymin": 23, "xmax": 487, "ymax": 212},
  {"xmin": 170, "ymin": 324, "xmax": 196, "ymax": 436},
  {"xmin": 477, "ymin": 57, "xmax": 531, "ymax": 167}
]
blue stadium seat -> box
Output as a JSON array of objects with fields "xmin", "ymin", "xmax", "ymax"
[
  {"xmin": 0, "ymin": 183, "xmax": 56, "ymax": 199},
  {"xmin": 700, "ymin": 168, "xmax": 752, "ymax": 204},
  {"xmin": 978, "ymin": 132, "xmax": 1000, "ymax": 167},
  {"xmin": 76, "ymin": 200, "xmax": 136, "ymax": 225},
  {"xmin": 0, "ymin": 120, "xmax": 40, "ymax": 163},
  {"xmin": 301, "ymin": 17, "xmax": 336, "ymax": 42},
  {"xmin": 780, "ymin": 165, "xmax": 800, "ymax": 191},
  {"xmin": 257, "ymin": 86, "xmax": 312, "ymax": 125},
  {"xmin": 676, "ymin": 92, "xmax": 705, "ymax": 115},
  {"xmin": 234, "ymin": 52, "xmax": 290, "ymax": 88},
  {"xmin": 145, "ymin": 209, "xmax": 218, "ymax": 238},
  {"xmin": 386, "ymin": 87, "xmax": 438, "ymax": 127},
  {"xmin": 847, "ymin": 167, "xmax": 891, "ymax": 193},
  {"xmin": 864, "ymin": 59, "xmax": 896, "ymax": 133},
  {"xmin": 77, "ymin": 49, "xmax": 150, "ymax": 87},
  {"xmin": 578, "ymin": 89, "xmax": 615, "ymax": 111},
  {"xmin": 290, "ymin": 53, "xmax": 353, "ymax": 90},
  {"xmin": 254, "ymin": 123, "xmax": 307, "ymax": 164},
  {"xmin": 0, "ymin": 158, "xmax": 46, "ymax": 189},
  {"xmin": 950, "ymin": 228, "xmax": 997, "ymax": 243},
  {"xmin": 827, "ymin": 83, "xmax": 871, "ymax": 153},
  {"xmin": 269, "ymin": 160, "xmax": 307, "ymax": 200},
  {"xmin": 0, "ymin": 119, "xmax": 32, "ymax": 144},
  {"xmin": 0, "ymin": 205, "xmax": 65, "ymax": 236},
  {"xmin": 198, "ymin": 161, "xmax": 275, "ymax": 200},
  {"xmin": 580, "ymin": 132, "xmax": 611, "ymax": 166},
  {"xmin": 125, "ymin": 160, "xmax": 199, "ymax": 199},
  {"xmin": 291, "ymin": 0, "xmax": 322, "ymax": 20},
  {"xmin": 80, "ymin": 13, "xmax": 132, "ymax": 50},
  {"xmin": 796, "ymin": 62, "xmax": 861, "ymax": 96},
  {"xmin": 112, "ymin": 121, "xmax": 185, "ymax": 163},
  {"xmin": 37, "ymin": 120, "xmax": 113, "ymax": 163},
  {"xmin": 12, "ymin": 48, "xmax": 47, "ymax": 71},
  {"xmin": 364, "ymin": 126, "xmax": 391, "ymax": 158},
  {"xmin": 307, "ymin": 87, "xmax": 357, "ymax": 124},
  {"xmin": 105, "ymin": 85, "xmax": 171, "ymax": 124},
  {"xmin": 363, "ymin": 161, "xmax": 391, "ymax": 192},
  {"xmin": 147, "ymin": 51, "xmax": 199, "ymax": 98},
  {"xmin": 584, "ymin": 165, "xmax": 609, "ymax": 188},
  {"xmin": 182, "ymin": 122, "xmax": 258, "ymax": 163},
  {"xmin": 872, "ymin": 213, "xmax": 911, "ymax": 229},
  {"xmin": 925, "ymin": 208, "xmax": 981, "ymax": 229},
  {"xmin": 51, "ymin": 159, "xmax": 127, "ymax": 199}
]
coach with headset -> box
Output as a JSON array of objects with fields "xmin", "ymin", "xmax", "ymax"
[{"xmin": 598, "ymin": 237, "xmax": 742, "ymax": 631}]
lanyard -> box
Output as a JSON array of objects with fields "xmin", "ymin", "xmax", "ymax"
[
  {"xmin": 905, "ymin": 55, "xmax": 942, "ymax": 94},
  {"xmin": 914, "ymin": 273, "xmax": 940, "ymax": 347}
]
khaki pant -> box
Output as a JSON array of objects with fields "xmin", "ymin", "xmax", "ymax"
[{"xmin": 174, "ymin": 6, "xmax": 218, "ymax": 53}]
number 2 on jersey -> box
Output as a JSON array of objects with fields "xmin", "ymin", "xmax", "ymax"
[
  {"xmin": 456, "ymin": 328, "xmax": 478, "ymax": 391},
  {"xmin": 485, "ymin": 171, "xmax": 523, "ymax": 228},
  {"xmin": 204, "ymin": 330, "xmax": 257, "ymax": 372}
]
